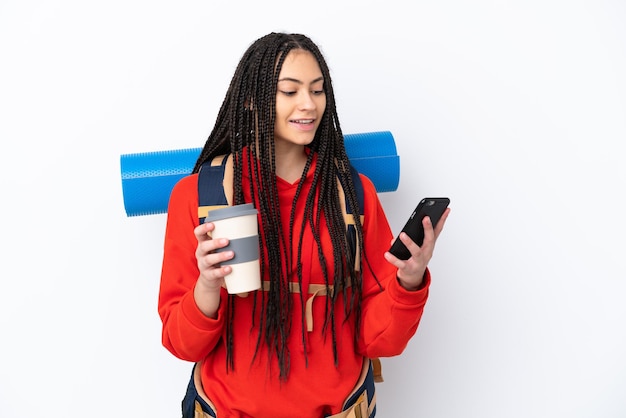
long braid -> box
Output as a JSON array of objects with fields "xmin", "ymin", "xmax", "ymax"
[{"xmin": 191, "ymin": 33, "xmax": 365, "ymax": 379}]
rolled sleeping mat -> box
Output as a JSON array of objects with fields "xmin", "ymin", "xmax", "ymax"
[{"xmin": 120, "ymin": 130, "xmax": 400, "ymax": 217}]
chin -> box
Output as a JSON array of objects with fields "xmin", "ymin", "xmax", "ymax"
[{"xmin": 275, "ymin": 131, "xmax": 317, "ymax": 147}]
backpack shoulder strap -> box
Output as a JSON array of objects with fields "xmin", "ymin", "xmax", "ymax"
[
  {"xmin": 338, "ymin": 167, "xmax": 385, "ymax": 383},
  {"xmin": 337, "ymin": 164, "xmax": 365, "ymax": 271},
  {"xmin": 197, "ymin": 154, "xmax": 233, "ymax": 223}
]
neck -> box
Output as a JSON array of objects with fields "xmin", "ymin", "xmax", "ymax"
[{"xmin": 274, "ymin": 144, "xmax": 308, "ymax": 183}]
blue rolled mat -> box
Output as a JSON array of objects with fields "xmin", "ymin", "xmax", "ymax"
[{"xmin": 120, "ymin": 130, "xmax": 399, "ymax": 217}]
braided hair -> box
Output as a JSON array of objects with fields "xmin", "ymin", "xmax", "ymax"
[{"xmin": 192, "ymin": 32, "xmax": 365, "ymax": 380}]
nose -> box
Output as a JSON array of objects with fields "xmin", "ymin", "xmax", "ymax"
[{"xmin": 297, "ymin": 92, "xmax": 316, "ymax": 110}]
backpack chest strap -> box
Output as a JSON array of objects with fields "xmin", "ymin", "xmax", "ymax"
[{"xmin": 232, "ymin": 281, "xmax": 350, "ymax": 332}]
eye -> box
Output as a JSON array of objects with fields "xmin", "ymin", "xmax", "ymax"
[
  {"xmin": 311, "ymin": 81, "xmax": 325, "ymax": 95},
  {"xmin": 279, "ymin": 90, "xmax": 296, "ymax": 96}
]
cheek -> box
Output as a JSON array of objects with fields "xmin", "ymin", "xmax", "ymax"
[
  {"xmin": 317, "ymin": 96, "xmax": 327, "ymax": 115},
  {"xmin": 274, "ymin": 97, "xmax": 289, "ymax": 120}
]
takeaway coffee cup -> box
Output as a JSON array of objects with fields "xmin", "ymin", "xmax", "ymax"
[{"xmin": 206, "ymin": 203, "xmax": 261, "ymax": 294}]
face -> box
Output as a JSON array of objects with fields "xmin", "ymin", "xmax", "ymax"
[{"xmin": 273, "ymin": 49, "xmax": 326, "ymax": 150}]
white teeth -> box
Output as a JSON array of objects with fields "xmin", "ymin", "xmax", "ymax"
[{"xmin": 293, "ymin": 119, "xmax": 313, "ymax": 124}]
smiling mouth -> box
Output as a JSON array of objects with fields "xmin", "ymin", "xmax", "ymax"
[{"xmin": 290, "ymin": 119, "xmax": 314, "ymax": 124}]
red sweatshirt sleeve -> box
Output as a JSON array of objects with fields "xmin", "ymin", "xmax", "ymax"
[
  {"xmin": 157, "ymin": 174, "xmax": 228, "ymax": 362},
  {"xmin": 357, "ymin": 174, "xmax": 431, "ymax": 358}
]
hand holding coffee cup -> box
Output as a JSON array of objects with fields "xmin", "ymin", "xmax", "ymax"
[{"xmin": 206, "ymin": 203, "xmax": 261, "ymax": 295}]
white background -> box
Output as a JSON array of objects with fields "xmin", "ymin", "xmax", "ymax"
[{"xmin": 1, "ymin": 1, "xmax": 625, "ymax": 417}]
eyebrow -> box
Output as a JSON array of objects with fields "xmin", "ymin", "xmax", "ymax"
[{"xmin": 277, "ymin": 76, "xmax": 324, "ymax": 85}]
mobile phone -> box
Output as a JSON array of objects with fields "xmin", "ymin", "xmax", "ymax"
[{"xmin": 388, "ymin": 197, "xmax": 450, "ymax": 260}]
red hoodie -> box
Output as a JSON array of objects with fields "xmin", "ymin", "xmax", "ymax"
[{"xmin": 158, "ymin": 154, "xmax": 430, "ymax": 417}]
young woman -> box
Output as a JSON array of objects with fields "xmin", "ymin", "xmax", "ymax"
[{"xmin": 158, "ymin": 32, "xmax": 450, "ymax": 418}]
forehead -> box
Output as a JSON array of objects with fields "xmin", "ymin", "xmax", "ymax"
[{"xmin": 277, "ymin": 49, "xmax": 323, "ymax": 81}]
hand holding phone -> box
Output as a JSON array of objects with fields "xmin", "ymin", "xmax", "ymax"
[{"xmin": 388, "ymin": 197, "xmax": 450, "ymax": 260}]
